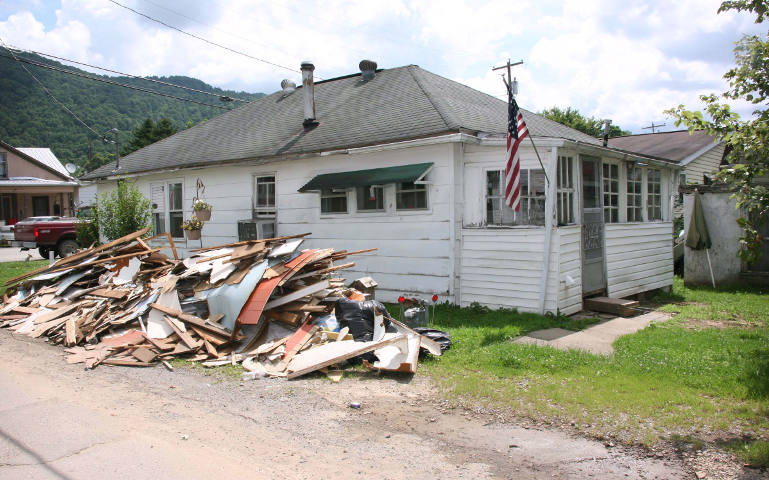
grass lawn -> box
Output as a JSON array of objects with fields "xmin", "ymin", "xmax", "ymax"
[
  {"xmin": 0, "ymin": 260, "xmax": 48, "ymax": 295},
  {"xmin": 417, "ymin": 278, "xmax": 769, "ymax": 465}
]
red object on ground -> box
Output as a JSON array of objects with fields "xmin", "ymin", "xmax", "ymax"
[
  {"xmin": 236, "ymin": 249, "xmax": 319, "ymax": 326},
  {"xmin": 432, "ymin": 294, "xmax": 438, "ymax": 302}
]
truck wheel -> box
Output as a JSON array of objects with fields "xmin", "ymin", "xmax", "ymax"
[
  {"xmin": 57, "ymin": 239, "xmax": 79, "ymax": 258},
  {"xmin": 38, "ymin": 246, "xmax": 50, "ymax": 259}
]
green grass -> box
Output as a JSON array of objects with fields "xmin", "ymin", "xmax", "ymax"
[
  {"xmin": 168, "ymin": 358, "xmax": 244, "ymax": 381},
  {"xmin": 414, "ymin": 278, "xmax": 769, "ymax": 449},
  {"xmin": 725, "ymin": 439, "xmax": 769, "ymax": 467},
  {"xmin": 0, "ymin": 259, "xmax": 48, "ymax": 295}
]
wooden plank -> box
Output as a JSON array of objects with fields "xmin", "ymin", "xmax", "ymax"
[
  {"xmin": 191, "ymin": 232, "xmax": 312, "ymax": 252},
  {"xmin": 162, "ymin": 316, "xmax": 197, "ymax": 349},
  {"xmin": 149, "ymin": 303, "xmax": 241, "ymax": 339},
  {"xmin": 236, "ymin": 250, "xmax": 318, "ymax": 326},
  {"xmin": 263, "ymin": 280, "xmax": 330, "ymax": 310},
  {"xmin": 89, "ymin": 288, "xmax": 130, "ymax": 299},
  {"xmin": 287, "ymin": 335, "xmax": 406, "ymax": 379},
  {"xmin": 102, "ymin": 358, "xmax": 154, "ymax": 367},
  {"xmin": 131, "ymin": 347, "xmax": 157, "ymax": 363},
  {"xmin": 189, "ymin": 326, "xmax": 229, "ymax": 347},
  {"xmin": 5, "ymin": 226, "xmax": 152, "ymax": 285},
  {"xmin": 277, "ymin": 322, "xmax": 318, "ymax": 371},
  {"xmin": 584, "ymin": 297, "xmax": 640, "ymax": 317}
]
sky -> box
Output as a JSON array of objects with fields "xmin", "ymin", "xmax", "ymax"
[{"xmin": 0, "ymin": 0, "xmax": 765, "ymax": 134}]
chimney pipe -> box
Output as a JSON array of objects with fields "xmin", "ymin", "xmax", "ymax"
[
  {"xmin": 602, "ymin": 119, "xmax": 611, "ymax": 147},
  {"xmin": 301, "ymin": 61, "xmax": 318, "ymax": 127}
]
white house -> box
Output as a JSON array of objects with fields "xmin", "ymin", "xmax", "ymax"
[{"xmin": 82, "ymin": 61, "xmax": 680, "ymax": 314}]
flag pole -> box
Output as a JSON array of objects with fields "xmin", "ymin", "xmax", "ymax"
[{"xmin": 496, "ymin": 64, "xmax": 550, "ymax": 186}]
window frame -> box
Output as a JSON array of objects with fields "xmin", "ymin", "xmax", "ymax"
[
  {"xmin": 602, "ymin": 162, "xmax": 620, "ymax": 223},
  {"xmin": 252, "ymin": 174, "xmax": 277, "ymax": 218},
  {"xmin": 626, "ymin": 164, "xmax": 644, "ymax": 223},
  {"xmin": 355, "ymin": 185, "xmax": 385, "ymax": 212},
  {"xmin": 395, "ymin": 181, "xmax": 429, "ymax": 211},
  {"xmin": 647, "ymin": 168, "xmax": 663, "ymax": 221},
  {"xmin": 557, "ymin": 155, "xmax": 576, "ymax": 225},
  {"xmin": 167, "ymin": 181, "xmax": 184, "ymax": 240},
  {"xmin": 0, "ymin": 152, "xmax": 7, "ymax": 179},
  {"xmin": 485, "ymin": 168, "xmax": 546, "ymax": 227},
  {"xmin": 320, "ymin": 188, "xmax": 349, "ymax": 214}
]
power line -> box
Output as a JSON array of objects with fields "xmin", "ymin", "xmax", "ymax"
[
  {"xmin": 107, "ymin": 0, "xmax": 304, "ymax": 77},
  {"xmin": 10, "ymin": 45, "xmax": 250, "ymax": 102},
  {"xmin": 0, "ymin": 38, "xmax": 107, "ymax": 141},
  {"xmin": 0, "ymin": 51, "xmax": 231, "ymax": 110}
]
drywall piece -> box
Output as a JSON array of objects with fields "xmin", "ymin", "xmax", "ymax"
[
  {"xmin": 372, "ymin": 333, "xmax": 421, "ymax": 373},
  {"xmin": 287, "ymin": 333, "xmax": 405, "ymax": 379},
  {"xmin": 204, "ymin": 259, "xmax": 269, "ymax": 331},
  {"xmin": 209, "ymin": 259, "xmax": 238, "ymax": 284},
  {"xmin": 390, "ymin": 318, "xmax": 442, "ymax": 356},
  {"xmin": 55, "ymin": 270, "xmax": 91, "ymax": 296},
  {"xmin": 113, "ymin": 257, "xmax": 141, "ymax": 285},
  {"xmin": 146, "ymin": 290, "xmax": 182, "ymax": 339},
  {"xmin": 268, "ymin": 239, "xmax": 303, "ymax": 258},
  {"xmin": 372, "ymin": 312, "xmax": 386, "ymax": 342},
  {"xmin": 263, "ymin": 280, "xmax": 330, "ymax": 310}
]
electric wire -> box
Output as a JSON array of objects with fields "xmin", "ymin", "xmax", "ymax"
[
  {"xmin": 0, "ymin": 38, "xmax": 108, "ymax": 141},
  {"xmin": 9, "ymin": 46, "xmax": 250, "ymax": 102},
  {"xmin": 107, "ymin": 0, "xmax": 305, "ymax": 77},
  {"xmin": 0, "ymin": 52, "xmax": 231, "ymax": 110}
]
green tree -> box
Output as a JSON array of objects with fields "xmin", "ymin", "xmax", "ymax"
[
  {"xmin": 94, "ymin": 179, "xmax": 151, "ymax": 241},
  {"xmin": 123, "ymin": 117, "xmax": 178, "ymax": 155},
  {"xmin": 541, "ymin": 106, "xmax": 631, "ymax": 137},
  {"xmin": 666, "ymin": 0, "xmax": 769, "ymax": 263}
]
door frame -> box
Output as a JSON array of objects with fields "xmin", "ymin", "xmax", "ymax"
[{"xmin": 579, "ymin": 155, "xmax": 607, "ymax": 296}]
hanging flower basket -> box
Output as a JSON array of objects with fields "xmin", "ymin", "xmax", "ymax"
[
  {"xmin": 182, "ymin": 216, "xmax": 203, "ymax": 241},
  {"xmin": 192, "ymin": 200, "xmax": 212, "ymax": 221}
]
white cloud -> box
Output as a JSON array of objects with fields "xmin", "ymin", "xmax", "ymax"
[{"xmin": 0, "ymin": 0, "xmax": 763, "ymax": 132}]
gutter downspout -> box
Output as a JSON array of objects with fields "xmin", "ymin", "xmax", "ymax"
[
  {"xmin": 538, "ymin": 147, "xmax": 558, "ymax": 314},
  {"xmin": 448, "ymin": 143, "xmax": 459, "ymax": 303}
]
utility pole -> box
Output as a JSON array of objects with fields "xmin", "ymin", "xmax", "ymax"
[
  {"xmin": 492, "ymin": 59, "xmax": 524, "ymax": 98},
  {"xmin": 642, "ymin": 121, "xmax": 666, "ymax": 133},
  {"xmin": 110, "ymin": 128, "xmax": 120, "ymax": 172}
]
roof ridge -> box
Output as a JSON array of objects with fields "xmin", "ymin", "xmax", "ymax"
[{"xmin": 407, "ymin": 66, "xmax": 456, "ymax": 130}]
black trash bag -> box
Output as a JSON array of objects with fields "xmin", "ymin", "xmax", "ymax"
[
  {"xmin": 414, "ymin": 327, "xmax": 452, "ymax": 355},
  {"xmin": 334, "ymin": 297, "xmax": 393, "ymax": 343}
]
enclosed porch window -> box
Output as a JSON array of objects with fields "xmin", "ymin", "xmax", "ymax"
[{"xmin": 486, "ymin": 169, "xmax": 545, "ymax": 226}]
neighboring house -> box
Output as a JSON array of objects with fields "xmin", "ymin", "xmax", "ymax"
[
  {"xmin": 608, "ymin": 129, "xmax": 724, "ymax": 192},
  {"xmin": 82, "ymin": 62, "xmax": 680, "ymax": 313},
  {"xmin": 0, "ymin": 141, "xmax": 79, "ymax": 224}
]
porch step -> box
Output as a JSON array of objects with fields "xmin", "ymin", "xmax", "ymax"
[{"xmin": 584, "ymin": 296, "xmax": 640, "ymax": 317}]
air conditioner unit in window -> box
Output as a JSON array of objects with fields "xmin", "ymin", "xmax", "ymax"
[{"xmin": 237, "ymin": 219, "xmax": 276, "ymax": 241}]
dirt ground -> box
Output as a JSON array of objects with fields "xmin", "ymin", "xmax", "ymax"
[{"xmin": 0, "ymin": 329, "xmax": 750, "ymax": 480}]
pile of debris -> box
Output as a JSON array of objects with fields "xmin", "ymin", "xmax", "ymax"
[{"xmin": 0, "ymin": 227, "xmax": 442, "ymax": 379}]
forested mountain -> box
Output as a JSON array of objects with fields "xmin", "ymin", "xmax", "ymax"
[{"xmin": 0, "ymin": 50, "xmax": 264, "ymax": 173}]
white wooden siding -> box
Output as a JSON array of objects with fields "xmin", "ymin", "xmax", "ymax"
[
  {"xmin": 684, "ymin": 144, "xmax": 724, "ymax": 184},
  {"xmin": 128, "ymin": 143, "xmax": 455, "ymax": 303},
  {"xmin": 605, "ymin": 222, "xmax": 673, "ymax": 298},
  {"xmin": 459, "ymin": 228, "xmax": 559, "ymax": 312},
  {"xmin": 557, "ymin": 225, "xmax": 582, "ymax": 315}
]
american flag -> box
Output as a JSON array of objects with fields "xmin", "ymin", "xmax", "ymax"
[{"xmin": 505, "ymin": 93, "xmax": 528, "ymax": 212}]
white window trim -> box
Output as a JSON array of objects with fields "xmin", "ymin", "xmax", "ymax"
[
  {"xmin": 320, "ymin": 188, "xmax": 351, "ymax": 217},
  {"xmin": 602, "ymin": 161, "xmax": 620, "ymax": 224},
  {"xmin": 484, "ymin": 167, "xmax": 546, "ymax": 228},
  {"xmin": 166, "ymin": 178, "xmax": 185, "ymax": 240},
  {"xmin": 355, "ymin": 185, "xmax": 386, "ymax": 213},
  {"xmin": 252, "ymin": 173, "xmax": 277, "ymax": 219},
  {"xmin": 646, "ymin": 167, "xmax": 663, "ymax": 222},
  {"xmin": 395, "ymin": 182, "xmax": 430, "ymax": 212},
  {"xmin": 557, "ymin": 155, "xmax": 576, "ymax": 225}
]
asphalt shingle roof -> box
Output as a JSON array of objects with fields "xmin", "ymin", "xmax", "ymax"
[
  {"xmin": 83, "ymin": 65, "xmax": 601, "ymax": 180},
  {"xmin": 607, "ymin": 130, "xmax": 720, "ymax": 163}
]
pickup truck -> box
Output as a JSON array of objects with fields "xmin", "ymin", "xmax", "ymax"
[{"xmin": 12, "ymin": 216, "xmax": 81, "ymax": 258}]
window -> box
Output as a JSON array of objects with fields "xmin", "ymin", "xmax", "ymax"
[
  {"xmin": 602, "ymin": 163, "xmax": 619, "ymax": 223},
  {"xmin": 0, "ymin": 152, "xmax": 6, "ymax": 178},
  {"xmin": 396, "ymin": 182, "xmax": 428, "ymax": 210},
  {"xmin": 168, "ymin": 182, "xmax": 184, "ymax": 238},
  {"xmin": 253, "ymin": 175, "xmax": 276, "ymax": 218},
  {"xmin": 557, "ymin": 156, "xmax": 575, "ymax": 225},
  {"xmin": 627, "ymin": 165, "xmax": 643, "ymax": 222},
  {"xmin": 321, "ymin": 189, "xmax": 347, "ymax": 213},
  {"xmin": 486, "ymin": 169, "xmax": 545, "ymax": 226},
  {"xmin": 647, "ymin": 168, "xmax": 662, "ymax": 220},
  {"xmin": 150, "ymin": 183, "xmax": 165, "ymax": 234},
  {"xmin": 356, "ymin": 185, "xmax": 384, "ymax": 211}
]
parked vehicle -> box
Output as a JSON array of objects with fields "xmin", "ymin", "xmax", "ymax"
[{"xmin": 11, "ymin": 216, "xmax": 83, "ymax": 258}]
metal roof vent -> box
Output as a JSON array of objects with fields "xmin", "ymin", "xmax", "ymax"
[
  {"xmin": 280, "ymin": 79, "xmax": 296, "ymax": 96},
  {"xmin": 359, "ymin": 59, "xmax": 377, "ymax": 80}
]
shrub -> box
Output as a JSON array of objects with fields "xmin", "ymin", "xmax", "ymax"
[
  {"xmin": 96, "ymin": 179, "xmax": 152, "ymax": 241},
  {"xmin": 75, "ymin": 205, "xmax": 100, "ymax": 247}
]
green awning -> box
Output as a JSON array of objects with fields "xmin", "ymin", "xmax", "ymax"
[{"xmin": 298, "ymin": 162, "xmax": 433, "ymax": 192}]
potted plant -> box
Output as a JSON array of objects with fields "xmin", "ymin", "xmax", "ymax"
[
  {"xmin": 192, "ymin": 199, "xmax": 212, "ymax": 221},
  {"xmin": 182, "ymin": 216, "xmax": 203, "ymax": 240}
]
